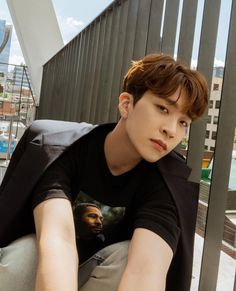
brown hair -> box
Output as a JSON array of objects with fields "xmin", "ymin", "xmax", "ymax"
[{"xmin": 123, "ymin": 54, "xmax": 209, "ymax": 120}]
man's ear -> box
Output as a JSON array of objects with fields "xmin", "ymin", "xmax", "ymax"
[{"xmin": 118, "ymin": 92, "xmax": 133, "ymax": 118}]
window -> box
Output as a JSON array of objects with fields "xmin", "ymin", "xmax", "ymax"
[
  {"xmin": 206, "ymin": 130, "xmax": 210, "ymax": 138},
  {"xmin": 213, "ymin": 83, "xmax": 219, "ymax": 91},
  {"xmin": 207, "ymin": 115, "xmax": 212, "ymax": 123},
  {"xmin": 210, "ymin": 146, "xmax": 215, "ymax": 151},
  {"xmin": 212, "ymin": 131, "xmax": 217, "ymax": 140},
  {"xmin": 215, "ymin": 101, "xmax": 221, "ymax": 109},
  {"xmin": 213, "ymin": 116, "xmax": 218, "ymax": 124},
  {"xmin": 209, "ymin": 100, "xmax": 214, "ymax": 108}
]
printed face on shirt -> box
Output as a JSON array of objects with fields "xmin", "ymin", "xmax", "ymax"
[
  {"xmin": 81, "ymin": 206, "xmax": 104, "ymax": 234},
  {"xmin": 119, "ymin": 88, "xmax": 191, "ymax": 163},
  {"xmin": 74, "ymin": 204, "xmax": 104, "ymax": 239}
]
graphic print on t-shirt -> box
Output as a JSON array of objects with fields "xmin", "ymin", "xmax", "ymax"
[{"xmin": 73, "ymin": 191, "xmax": 126, "ymax": 264}]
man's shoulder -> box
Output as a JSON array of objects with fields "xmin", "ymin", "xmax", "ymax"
[
  {"xmin": 29, "ymin": 119, "xmax": 96, "ymax": 135},
  {"xmin": 26, "ymin": 119, "xmax": 98, "ymax": 146}
]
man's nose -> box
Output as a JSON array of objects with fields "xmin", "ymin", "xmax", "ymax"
[
  {"xmin": 95, "ymin": 218, "xmax": 102, "ymax": 225},
  {"xmin": 161, "ymin": 121, "xmax": 177, "ymax": 138}
]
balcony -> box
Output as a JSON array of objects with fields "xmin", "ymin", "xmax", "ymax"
[{"xmin": 1, "ymin": 0, "xmax": 236, "ymax": 290}]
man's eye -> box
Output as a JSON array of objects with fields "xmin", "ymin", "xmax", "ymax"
[
  {"xmin": 157, "ymin": 105, "xmax": 168, "ymax": 113},
  {"xmin": 180, "ymin": 120, "xmax": 189, "ymax": 127},
  {"xmin": 88, "ymin": 214, "xmax": 97, "ymax": 218}
]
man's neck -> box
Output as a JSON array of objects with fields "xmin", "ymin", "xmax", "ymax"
[{"xmin": 104, "ymin": 120, "xmax": 142, "ymax": 176}]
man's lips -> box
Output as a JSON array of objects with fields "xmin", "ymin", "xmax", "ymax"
[
  {"xmin": 92, "ymin": 226, "xmax": 102, "ymax": 232},
  {"xmin": 150, "ymin": 139, "xmax": 167, "ymax": 151}
]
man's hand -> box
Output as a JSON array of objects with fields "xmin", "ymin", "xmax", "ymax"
[
  {"xmin": 118, "ymin": 228, "xmax": 173, "ymax": 291},
  {"xmin": 33, "ymin": 198, "xmax": 78, "ymax": 291}
]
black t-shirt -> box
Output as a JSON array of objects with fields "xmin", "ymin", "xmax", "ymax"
[{"xmin": 32, "ymin": 123, "xmax": 180, "ymax": 263}]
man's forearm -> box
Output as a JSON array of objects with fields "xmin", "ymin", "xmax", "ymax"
[{"xmin": 35, "ymin": 239, "xmax": 78, "ymax": 291}]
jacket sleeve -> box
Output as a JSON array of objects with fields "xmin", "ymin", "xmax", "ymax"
[
  {"xmin": 0, "ymin": 125, "xmax": 31, "ymax": 192},
  {"xmin": 0, "ymin": 119, "xmax": 96, "ymax": 247}
]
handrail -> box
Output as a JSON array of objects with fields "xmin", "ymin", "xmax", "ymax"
[{"xmin": 0, "ymin": 62, "xmax": 37, "ymax": 106}]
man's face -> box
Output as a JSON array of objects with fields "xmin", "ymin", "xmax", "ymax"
[
  {"xmin": 121, "ymin": 88, "xmax": 191, "ymax": 163},
  {"xmin": 81, "ymin": 206, "xmax": 103, "ymax": 235}
]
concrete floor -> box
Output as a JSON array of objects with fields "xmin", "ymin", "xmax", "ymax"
[{"xmin": 191, "ymin": 234, "xmax": 236, "ymax": 291}]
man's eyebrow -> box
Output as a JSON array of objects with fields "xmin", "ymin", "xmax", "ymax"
[
  {"xmin": 164, "ymin": 98, "xmax": 181, "ymax": 108},
  {"xmin": 164, "ymin": 98, "xmax": 192, "ymax": 119},
  {"xmin": 166, "ymin": 99, "xmax": 178, "ymax": 106}
]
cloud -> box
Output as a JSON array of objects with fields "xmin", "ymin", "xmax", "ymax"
[
  {"xmin": 0, "ymin": 3, "xmax": 13, "ymax": 25},
  {"xmin": 66, "ymin": 17, "xmax": 84, "ymax": 28},
  {"xmin": 0, "ymin": 12, "xmax": 5, "ymax": 19},
  {"xmin": 57, "ymin": 15, "xmax": 85, "ymax": 44},
  {"xmin": 1, "ymin": 12, "xmax": 85, "ymax": 65},
  {"xmin": 9, "ymin": 54, "xmax": 24, "ymax": 66},
  {"xmin": 214, "ymin": 58, "xmax": 225, "ymax": 67},
  {"xmin": 0, "ymin": 10, "xmax": 8, "ymax": 20},
  {"xmin": 191, "ymin": 58, "xmax": 225, "ymax": 69}
]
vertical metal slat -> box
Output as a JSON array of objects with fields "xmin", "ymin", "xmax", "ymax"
[
  {"xmin": 187, "ymin": 0, "xmax": 221, "ymax": 182},
  {"xmin": 198, "ymin": 1, "xmax": 236, "ymax": 290},
  {"xmin": 177, "ymin": 0, "xmax": 198, "ymax": 65},
  {"xmin": 96, "ymin": 8, "xmax": 114, "ymax": 123},
  {"xmin": 108, "ymin": 0, "xmax": 129, "ymax": 121},
  {"xmin": 161, "ymin": 0, "xmax": 180, "ymax": 56},
  {"xmin": 132, "ymin": 0, "xmax": 152, "ymax": 59},
  {"xmin": 146, "ymin": 0, "xmax": 164, "ymax": 54}
]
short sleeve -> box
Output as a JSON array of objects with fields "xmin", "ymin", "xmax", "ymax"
[
  {"xmin": 31, "ymin": 147, "xmax": 78, "ymax": 209},
  {"xmin": 132, "ymin": 171, "xmax": 180, "ymax": 254}
]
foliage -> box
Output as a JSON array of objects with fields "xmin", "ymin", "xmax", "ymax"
[
  {"xmin": 0, "ymin": 91, "xmax": 9, "ymax": 98},
  {"xmin": 180, "ymin": 137, "xmax": 188, "ymax": 149}
]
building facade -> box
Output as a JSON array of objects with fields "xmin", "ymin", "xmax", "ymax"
[
  {"xmin": 0, "ymin": 19, "xmax": 12, "ymax": 86},
  {"xmin": 204, "ymin": 71, "xmax": 236, "ymax": 153},
  {"xmin": 12, "ymin": 65, "xmax": 31, "ymax": 89},
  {"xmin": 204, "ymin": 75, "xmax": 223, "ymax": 151}
]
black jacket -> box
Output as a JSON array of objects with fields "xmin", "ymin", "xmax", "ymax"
[{"xmin": 0, "ymin": 119, "xmax": 199, "ymax": 291}]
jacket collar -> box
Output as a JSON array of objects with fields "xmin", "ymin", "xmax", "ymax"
[{"xmin": 157, "ymin": 151, "xmax": 192, "ymax": 180}]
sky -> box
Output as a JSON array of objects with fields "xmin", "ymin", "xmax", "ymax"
[
  {"xmin": 0, "ymin": 0, "xmax": 113, "ymax": 64},
  {"xmin": 0, "ymin": 0, "xmax": 232, "ymax": 66}
]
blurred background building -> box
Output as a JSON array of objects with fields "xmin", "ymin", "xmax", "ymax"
[{"xmin": 0, "ymin": 19, "xmax": 12, "ymax": 86}]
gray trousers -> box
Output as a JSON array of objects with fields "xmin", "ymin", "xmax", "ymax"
[{"xmin": 0, "ymin": 234, "xmax": 129, "ymax": 291}]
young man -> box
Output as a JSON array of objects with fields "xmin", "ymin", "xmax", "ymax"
[{"xmin": 0, "ymin": 54, "xmax": 208, "ymax": 291}]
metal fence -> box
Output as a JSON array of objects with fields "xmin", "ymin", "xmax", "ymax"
[
  {"xmin": 0, "ymin": 62, "xmax": 36, "ymax": 177},
  {"xmin": 38, "ymin": 0, "xmax": 236, "ymax": 290}
]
